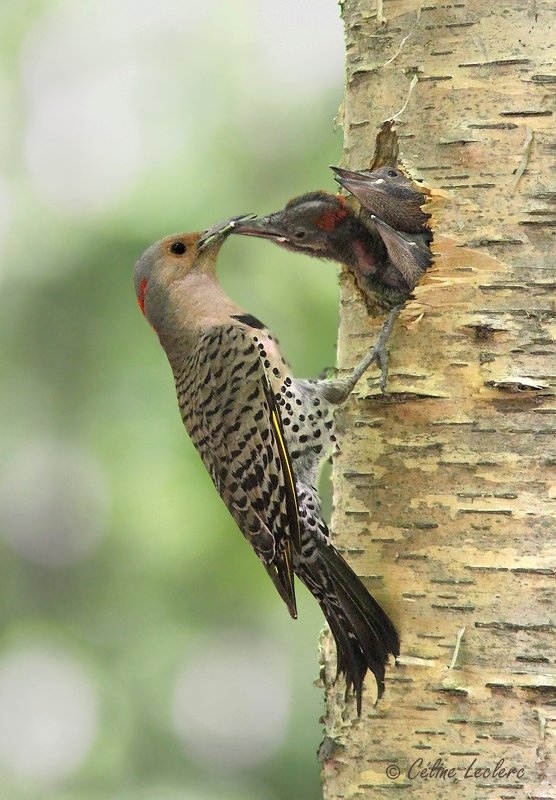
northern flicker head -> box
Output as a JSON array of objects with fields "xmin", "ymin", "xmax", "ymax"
[
  {"xmin": 134, "ymin": 216, "xmax": 252, "ymax": 336},
  {"xmin": 231, "ymin": 191, "xmax": 381, "ymax": 267},
  {"xmin": 134, "ymin": 232, "xmax": 208, "ymax": 333}
]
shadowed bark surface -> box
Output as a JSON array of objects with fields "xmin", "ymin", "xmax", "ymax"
[{"xmin": 321, "ymin": 1, "xmax": 556, "ymax": 797}]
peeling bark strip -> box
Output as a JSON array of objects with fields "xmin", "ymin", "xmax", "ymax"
[{"xmin": 322, "ymin": 1, "xmax": 556, "ymax": 798}]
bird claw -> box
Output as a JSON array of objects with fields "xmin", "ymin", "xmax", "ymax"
[
  {"xmin": 377, "ymin": 350, "xmax": 390, "ymax": 394},
  {"xmin": 371, "ymin": 304, "xmax": 402, "ymax": 393},
  {"xmin": 363, "ymin": 338, "xmax": 389, "ymax": 393}
]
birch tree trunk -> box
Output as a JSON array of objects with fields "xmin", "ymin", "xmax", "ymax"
[{"xmin": 321, "ymin": 1, "xmax": 556, "ymax": 797}]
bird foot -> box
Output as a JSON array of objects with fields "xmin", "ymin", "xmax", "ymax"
[{"xmin": 369, "ymin": 304, "xmax": 402, "ymax": 393}]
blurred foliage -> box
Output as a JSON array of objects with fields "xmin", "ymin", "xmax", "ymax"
[{"xmin": 0, "ymin": 1, "xmax": 346, "ymax": 798}]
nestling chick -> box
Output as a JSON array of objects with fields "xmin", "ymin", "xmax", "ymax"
[
  {"xmin": 331, "ymin": 165, "xmax": 431, "ymax": 234},
  {"xmin": 232, "ymin": 166, "xmax": 433, "ymax": 310},
  {"xmin": 232, "ymin": 191, "xmax": 414, "ymax": 309}
]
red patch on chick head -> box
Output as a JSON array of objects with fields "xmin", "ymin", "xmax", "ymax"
[
  {"xmin": 138, "ymin": 278, "xmax": 147, "ymax": 316},
  {"xmin": 315, "ymin": 195, "xmax": 348, "ymax": 231}
]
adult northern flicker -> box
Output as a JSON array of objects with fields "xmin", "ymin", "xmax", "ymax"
[{"xmin": 134, "ymin": 219, "xmax": 399, "ymax": 712}]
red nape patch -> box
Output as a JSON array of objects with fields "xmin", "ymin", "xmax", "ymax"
[
  {"xmin": 138, "ymin": 278, "xmax": 147, "ymax": 316},
  {"xmin": 316, "ymin": 197, "xmax": 348, "ymax": 231}
]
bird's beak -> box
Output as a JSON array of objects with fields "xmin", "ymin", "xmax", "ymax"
[
  {"xmin": 231, "ymin": 216, "xmax": 289, "ymax": 243},
  {"xmin": 198, "ymin": 213, "xmax": 256, "ymax": 251},
  {"xmin": 331, "ymin": 165, "xmax": 365, "ymax": 181},
  {"xmin": 330, "ymin": 165, "xmax": 382, "ymax": 188}
]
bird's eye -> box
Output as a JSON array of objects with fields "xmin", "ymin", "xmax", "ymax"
[
  {"xmin": 294, "ymin": 230, "xmax": 306, "ymax": 239},
  {"xmin": 170, "ymin": 241, "xmax": 187, "ymax": 255},
  {"xmin": 387, "ymin": 169, "xmax": 398, "ymax": 178}
]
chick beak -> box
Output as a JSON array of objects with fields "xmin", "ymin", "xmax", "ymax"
[
  {"xmin": 231, "ymin": 216, "xmax": 289, "ymax": 243},
  {"xmin": 330, "ymin": 165, "xmax": 370, "ymax": 181},
  {"xmin": 330, "ymin": 164, "xmax": 385, "ymax": 190}
]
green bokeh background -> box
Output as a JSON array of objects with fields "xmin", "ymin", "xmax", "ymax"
[{"xmin": 0, "ymin": 2, "xmax": 346, "ymax": 798}]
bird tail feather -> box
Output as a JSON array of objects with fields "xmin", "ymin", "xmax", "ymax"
[{"xmin": 297, "ymin": 542, "xmax": 399, "ymax": 714}]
